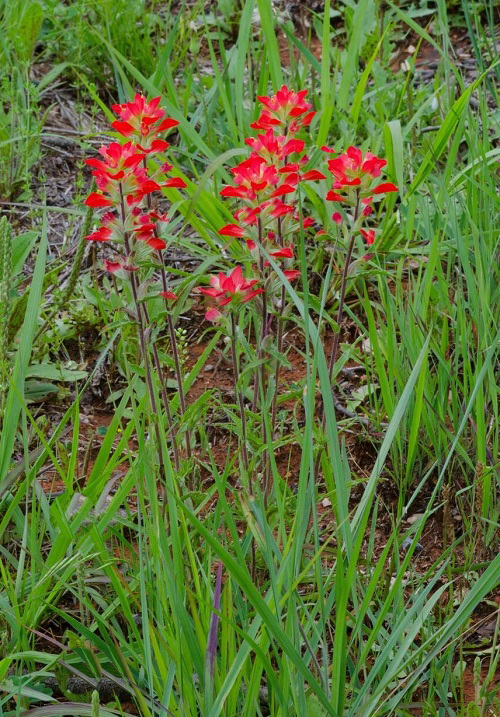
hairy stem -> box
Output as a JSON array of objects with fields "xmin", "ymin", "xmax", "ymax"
[
  {"xmin": 142, "ymin": 302, "xmax": 180, "ymax": 472},
  {"xmin": 119, "ymin": 188, "xmax": 157, "ymax": 416},
  {"xmin": 231, "ymin": 311, "xmax": 249, "ymax": 481},
  {"xmin": 321, "ymin": 191, "xmax": 361, "ymax": 435},
  {"xmin": 270, "ymin": 283, "xmax": 286, "ymax": 438},
  {"xmin": 119, "ymin": 185, "xmax": 172, "ymax": 484},
  {"xmin": 166, "ymin": 308, "xmax": 192, "ymax": 462},
  {"xmin": 270, "ymin": 217, "xmax": 286, "ymax": 438},
  {"xmin": 326, "ymin": 191, "xmax": 361, "ymax": 384}
]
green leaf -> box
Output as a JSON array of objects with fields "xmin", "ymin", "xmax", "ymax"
[
  {"xmin": 24, "ymin": 380, "xmax": 59, "ymax": 402},
  {"xmin": 26, "ymin": 363, "xmax": 88, "ymax": 382},
  {"xmin": 12, "ymin": 231, "xmax": 38, "ymax": 277}
]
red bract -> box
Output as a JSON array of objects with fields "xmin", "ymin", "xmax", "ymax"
[
  {"xmin": 160, "ymin": 290, "xmax": 178, "ymax": 300},
  {"xmin": 280, "ymin": 168, "xmax": 326, "ymax": 185},
  {"xmin": 104, "ymin": 260, "xmax": 122, "ymax": 273},
  {"xmin": 132, "ymin": 213, "xmax": 166, "ymax": 250},
  {"xmin": 245, "ymin": 130, "xmax": 305, "ymax": 163},
  {"xmin": 326, "ymin": 146, "xmax": 398, "ymax": 199},
  {"xmin": 267, "ymin": 200, "xmax": 294, "ymax": 218},
  {"xmin": 219, "ymin": 224, "xmax": 246, "ymax": 237},
  {"xmin": 163, "ymin": 177, "xmax": 187, "ymax": 189},
  {"xmin": 220, "ymin": 156, "xmax": 280, "ymax": 201},
  {"xmin": 372, "ymin": 182, "xmax": 398, "ymax": 194},
  {"xmin": 86, "ymin": 226, "xmax": 113, "ymax": 242},
  {"xmin": 360, "ymin": 229, "xmax": 376, "ymax": 245},
  {"xmin": 104, "ymin": 259, "xmax": 138, "ymax": 274},
  {"xmin": 87, "ymin": 163, "xmax": 160, "ymax": 210},
  {"xmin": 269, "ymin": 246, "xmax": 294, "ymax": 259},
  {"xmin": 234, "ymin": 206, "xmax": 261, "ymax": 226},
  {"xmin": 112, "ymin": 94, "xmax": 179, "ymax": 153},
  {"xmin": 86, "ymin": 142, "xmax": 144, "ymax": 179},
  {"xmin": 199, "ymin": 266, "xmax": 264, "ymax": 319},
  {"xmin": 85, "ymin": 193, "xmax": 113, "ymax": 208},
  {"xmin": 251, "ymin": 85, "xmax": 315, "ymax": 134}
]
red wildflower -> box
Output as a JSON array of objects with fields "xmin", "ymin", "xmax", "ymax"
[
  {"xmin": 86, "ymin": 142, "xmax": 144, "ymax": 180},
  {"xmin": 245, "ymin": 129, "xmax": 305, "ymax": 163},
  {"xmin": 112, "ymin": 94, "xmax": 179, "ymax": 153},
  {"xmin": 132, "ymin": 212, "xmax": 166, "ymax": 249},
  {"xmin": 327, "ymin": 146, "xmax": 398, "ymax": 201},
  {"xmin": 251, "ymin": 85, "xmax": 315, "ymax": 133},
  {"xmin": 220, "ymin": 156, "xmax": 280, "ymax": 201},
  {"xmin": 328, "ymin": 147, "xmax": 397, "ymax": 194},
  {"xmin": 199, "ymin": 266, "xmax": 264, "ymax": 315}
]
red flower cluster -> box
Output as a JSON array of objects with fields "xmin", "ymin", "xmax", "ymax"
[
  {"xmin": 324, "ymin": 145, "xmax": 398, "ymax": 246},
  {"xmin": 201, "ymin": 85, "xmax": 324, "ymax": 321},
  {"xmin": 111, "ymin": 94, "xmax": 180, "ymax": 154},
  {"xmin": 84, "ymin": 94, "xmax": 186, "ymax": 276},
  {"xmin": 199, "ymin": 267, "xmax": 265, "ymax": 322},
  {"xmin": 250, "ymin": 86, "xmax": 315, "ymax": 133}
]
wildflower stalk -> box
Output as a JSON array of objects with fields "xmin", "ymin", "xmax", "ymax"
[
  {"xmin": 158, "ymin": 254, "xmax": 192, "ymax": 463},
  {"xmin": 270, "ymin": 286, "xmax": 286, "ymax": 438},
  {"xmin": 256, "ymin": 218, "xmax": 271, "ymax": 490},
  {"xmin": 317, "ymin": 191, "xmax": 361, "ymax": 455},
  {"xmin": 252, "ymin": 219, "xmax": 269, "ymax": 420},
  {"xmin": 139, "ymin": 159, "xmax": 181, "ymax": 469},
  {"xmin": 118, "ymin": 185, "xmax": 160, "ymax": 423},
  {"xmin": 326, "ymin": 190, "xmax": 361, "ymax": 385},
  {"xmin": 270, "ymin": 218, "xmax": 286, "ymax": 438},
  {"xmin": 230, "ymin": 310, "xmax": 249, "ymax": 480},
  {"xmin": 142, "ymin": 301, "xmax": 180, "ymax": 472}
]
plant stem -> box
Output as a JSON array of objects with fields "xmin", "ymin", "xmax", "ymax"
[
  {"xmin": 256, "ymin": 219, "xmax": 271, "ymax": 492},
  {"xmin": 318, "ymin": 192, "xmax": 361, "ymax": 447},
  {"xmin": 270, "ymin": 218, "xmax": 286, "ymax": 438},
  {"xmin": 158, "ymin": 254, "xmax": 192, "ymax": 462},
  {"xmin": 270, "ymin": 283, "xmax": 286, "ymax": 439},
  {"xmin": 118, "ymin": 186, "xmax": 172, "ymax": 482},
  {"xmin": 142, "ymin": 302, "xmax": 180, "ymax": 472},
  {"xmin": 140, "ymin": 155, "xmax": 189, "ymax": 463},
  {"xmin": 326, "ymin": 191, "xmax": 361, "ymax": 385},
  {"xmin": 230, "ymin": 311, "xmax": 249, "ymax": 481},
  {"xmin": 119, "ymin": 189, "xmax": 158, "ymax": 418}
]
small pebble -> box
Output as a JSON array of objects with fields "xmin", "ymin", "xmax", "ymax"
[{"xmin": 402, "ymin": 538, "xmax": 424, "ymax": 552}]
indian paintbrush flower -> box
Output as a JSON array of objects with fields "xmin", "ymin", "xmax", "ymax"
[{"xmin": 199, "ymin": 266, "xmax": 264, "ymax": 322}]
